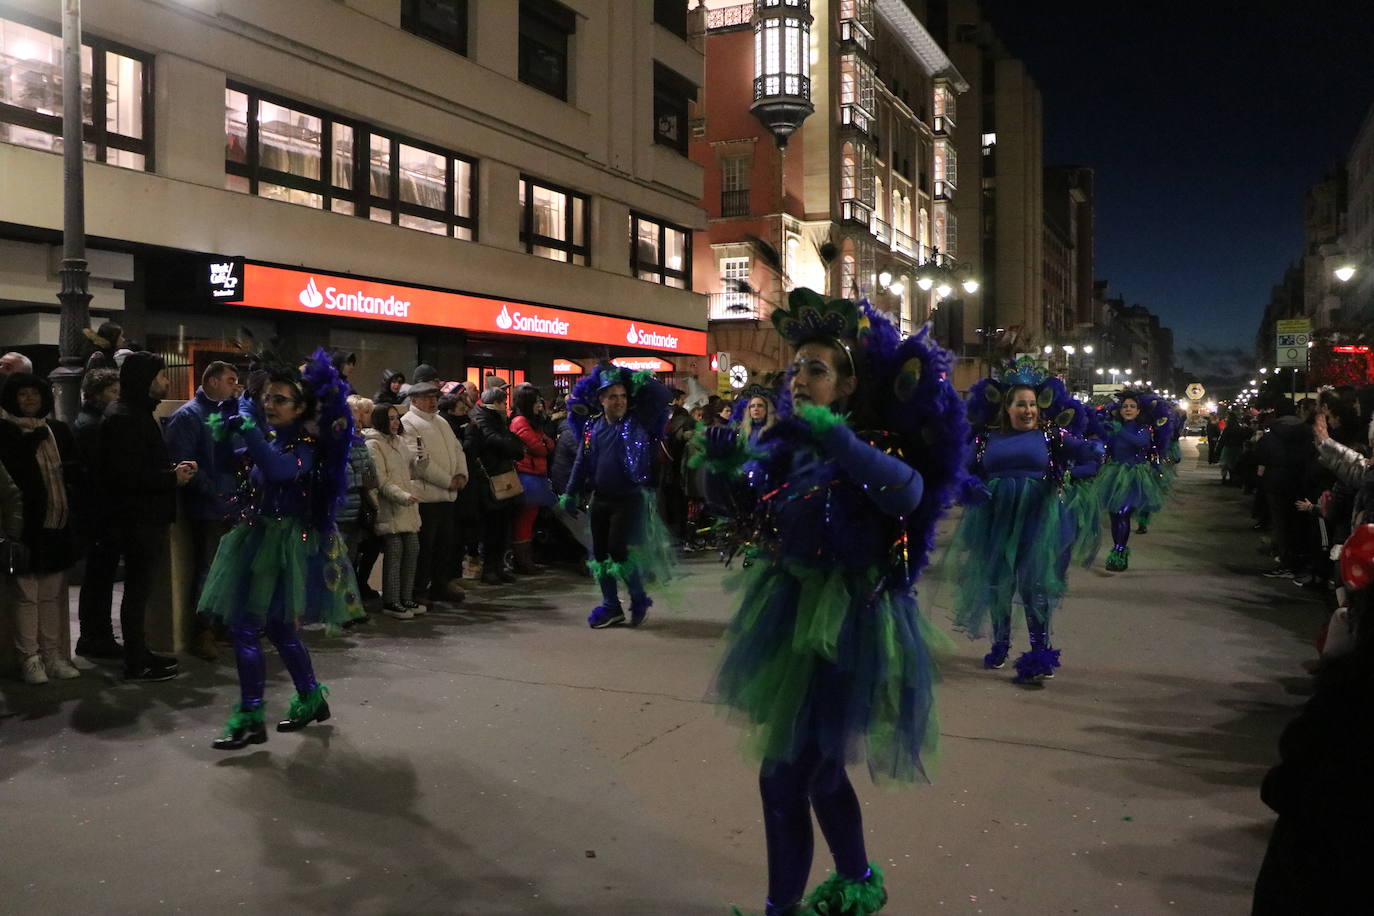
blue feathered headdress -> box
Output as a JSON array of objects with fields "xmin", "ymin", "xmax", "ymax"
[
  {"xmin": 566, "ymin": 361, "xmax": 670, "ymax": 442},
  {"xmin": 300, "ymin": 347, "xmax": 356, "ymax": 533},
  {"xmin": 967, "ymin": 358, "xmax": 1081, "ymax": 433}
]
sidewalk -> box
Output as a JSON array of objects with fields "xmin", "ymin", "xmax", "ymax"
[{"xmin": 0, "ymin": 439, "xmax": 1317, "ymax": 914}]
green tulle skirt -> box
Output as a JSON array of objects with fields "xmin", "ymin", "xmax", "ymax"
[
  {"xmin": 950, "ymin": 476, "xmax": 1070, "ymax": 638},
  {"xmin": 1065, "ymin": 477, "xmax": 1104, "ymax": 567},
  {"xmin": 712, "ymin": 559, "xmax": 949, "ymax": 785},
  {"xmin": 199, "ymin": 516, "xmax": 365, "ymax": 631},
  {"xmin": 1096, "ymin": 460, "xmax": 1167, "ymax": 515}
]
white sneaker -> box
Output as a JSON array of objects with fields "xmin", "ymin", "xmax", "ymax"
[
  {"xmin": 21, "ymin": 654, "xmax": 49, "ymax": 685},
  {"xmin": 382, "ymin": 604, "xmax": 415, "ymax": 620},
  {"xmin": 44, "ymin": 655, "xmax": 81, "ymax": 679},
  {"xmin": 403, "ymin": 601, "xmax": 428, "ymax": 616}
]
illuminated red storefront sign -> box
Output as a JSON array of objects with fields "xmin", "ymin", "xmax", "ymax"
[
  {"xmin": 212, "ymin": 260, "xmax": 706, "ymax": 355},
  {"xmin": 553, "ymin": 356, "xmax": 677, "ymax": 374}
]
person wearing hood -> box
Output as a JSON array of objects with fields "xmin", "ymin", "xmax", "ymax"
[
  {"xmin": 83, "ymin": 320, "xmax": 125, "ymax": 371},
  {"xmin": 465, "ymin": 386, "xmax": 526, "ymax": 585},
  {"xmin": 0, "ymin": 373, "xmax": 82, "ymax": 684},
  {"xmin": 330, "ymin": 350, "xmax": 357, "ymax": 391},
  {"xmin": 88, "ymin": 352, "xmax": 197, "ymax": 681},
  {"xmin": 1256, "ymin": 399, "xmax": 1318, "ymax": 579},
  {"xmin": 375, "ymin": 368, "xmax": 405, "ymax": 406},
  {"xmin": 163, "ymin": 361, "xmax": 241, "ymax": 661}
]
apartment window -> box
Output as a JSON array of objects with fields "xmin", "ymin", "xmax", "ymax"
[
  {"xmin": 631, "ymin": 213, "xmax": 691, "ymax": 289},
  {"xmin": 653, "ymin": 63, "xmax": 695, "ymax": 155},
  {"xmin": 520, "ymin": 0, "xmax": 576, "ymax": 101},
  {"xmin": 225, "ymin": 83, "xmax": 477, "ymax": 240},
  {"xmin": 721, "ymin": 155, "xmax": 751, "ymax": 217},
  {"xmin": 714, "ymin": 256, "xmax": 752, "ymax": 319},
  {"xmin": 0, "ymin": 13, "xmax": 152, "ymax": 170},
  {"xmin": 654, "ymin": 0, "xmax": 689, "ymax": 39},
  {"xmin": 520, "ymin": 176, "xmax": 589, "ymax": 265},
  {"xmin": 402, "ymin": 0, "xmax": 468, "ymax": 56}
]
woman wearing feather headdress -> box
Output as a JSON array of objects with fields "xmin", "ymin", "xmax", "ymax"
[
  {"xmin": 952, "ymin": 359, "xmax": 1099, "ymax": 682},
  {"xmin": 701, "ymin": 288, "xmax": 969, "ymax": 916},
  {"xmin": 1097, "ymin": 390, "xmax": 1170, "ymax": 571},
  {"xmin": 560, "ymin": 363, "xmax": 675, "ymax": 629},
  {"xmin": 199, "ymin": 349, "xmax": 364, "ymax": 750},
  {"xmin": 1134, "ymin": 403, "xmax": 1185, "ymax": 535}
]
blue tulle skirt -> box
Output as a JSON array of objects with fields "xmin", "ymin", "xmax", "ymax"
[
  {"xmin": 1097, "ymin": 461, "xmax": 1167, "ymax": 515},
  {"xmin": 712, "ymin": 559, "xmax": 946, "ymax": 785}
]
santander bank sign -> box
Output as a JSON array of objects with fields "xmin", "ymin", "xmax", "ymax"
[{"xmin": 226, "ymin": 262, "xmax": 705, "ymax": 355}]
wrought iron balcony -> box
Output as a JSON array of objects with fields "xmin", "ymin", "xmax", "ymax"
[
  {"xmin": 870, "ymin": 217, "xmax": 891, "ymax": 247},
  {"xmin": 708, "ymin": 291, "xmax": 761, "ymax": 320},
  {"xmin": 705, "ymin": 3, "xmax": 751, "ymax": 31},
  {"xmin": 721, "ymin": 188, "xmax": 751, "ymax": 217},
  {"xmin": 893, "ymin": 227, "xmax": 915, "ymax": 256}
]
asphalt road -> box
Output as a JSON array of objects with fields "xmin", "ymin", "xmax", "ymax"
[{"xmin": 0, "ymin": 440, "xmax": 1317, "ymax": 915}]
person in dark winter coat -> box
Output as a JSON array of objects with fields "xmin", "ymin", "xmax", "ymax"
[
  {"xmin": 550, "ymin": 416, "xmax": 579, "ymax": 496},
  {"xmin": 85, "ymin": 352, "xmax": 198, "ymax": 680},
  {"xmin": 163, "ymin": 360, "xmax": 242, "ymax": 660},
  {"xmin": 0, "ymin": 373, "xmax": 82, "ymax": 683},
  {"xmin": 71, "ymin": 368, "xmax": 119, "ymax": 546},
  {"xmin": 375, "ymin": 368, "xmax": 405, "ymax": 406},
  {"xmin": 1256, "ymin": 401, "xmax": 1316, "ymax": 576},
  {"xmin": 83, "ymin": 320, "xmax": 125, "ymax": 371},
  {"xmin": 464, "ymin": 387, "xmax": 526, "ymax": 585}
]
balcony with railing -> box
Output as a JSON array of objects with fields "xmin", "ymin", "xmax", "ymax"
[
  {"xmin": 708, "ymin": 291, "xmax": 761, "ymax": 320},
  {"xmin": 720, "ymin": 188, "xmax": 751, "ymax": 217},
  {"xmin": 705, "ymin": 3, "xmax": 751, "ymax": 31},
  {"xmin": 840, "ymin": 103, "xmax": 875, "ymax": 137},
  {"xmin": 893, "ymin": 227, "xmax": 915, "ymax": 256},
  {"xmin": 839, "ymin": 17, "xmax": 874, "ymax": 54},
  {"xmin": 870, "ymin": 217, "xmax": 891, "ymax": 247},
  {"xmin": 935, "ymin": 178, "xmax": 955, "ymax": 201},
  {"xmin": 840, "ymin": 198, "xmax": 873, "ymax": 227}
]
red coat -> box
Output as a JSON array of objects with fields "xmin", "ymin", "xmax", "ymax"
[{"xmin": 510, "ymin": 415, "xmax": 555, "ymax": 476}]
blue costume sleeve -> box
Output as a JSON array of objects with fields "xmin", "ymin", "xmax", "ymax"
[
  {"xmin": 823, "ymin": 422, "xmax": 923, "ymax": 517},
  {"xmin": 630, "ymin": 376, "xmax": 672, "ymax": 439},
  {"xmin": 240, "ymin": 424, "xmax": 313, "ymax": 483},
  {"xmin": 563, "ymin": 422, "xmax": 595, "ymax": 501}
]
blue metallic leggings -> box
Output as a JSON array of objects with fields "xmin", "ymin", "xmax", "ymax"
[
  {"xmin": 759, "ymin": 744, "xmax": 869, "ymax": 911},
  {"xmin": 1111, "ymin": 507, "xmax": 1134, "ymax": 550},
  {"xmin": 230, "ymin": 618, "xmax": 318, "ymax": 711}
]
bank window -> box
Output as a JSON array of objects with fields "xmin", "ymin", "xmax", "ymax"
[
  {"xmin": 0, "ymin": 13, "xmax": 152, "ymax": 170},
  {"xmin": 402, "ymin": 0, "xmax": 468, "ymax": 57},
  {"xmin": 630, "ymin": 213, "xmax": 691, "ymax": 289},
  {"xmin": 653, "ymin": 62, "xmax": 695, "ymax": 155},
  {"xmin": 225, "ymin": 82, "xmax": 477, "ymax": 241},
  {"xmin": 520, "ymin": 176, "xmax": 589, "ymax": 265},
  {"xmin": 519, "ymin": 0, "xmax": 576, "ymax": 101}
]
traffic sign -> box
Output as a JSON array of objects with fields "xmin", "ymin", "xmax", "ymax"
[
  {"xmin": 1186, "ymin": 383, "xmax": 1205, "ymax": 400},
  {"xmin": 1276, "ymin": 318, "xmax": 1312, "ymax": 335},
  {"xmin": 1276, "ymin": 346, "xmax": 1306, "ymax": 368},
  {"xmin": 1276, "ymin": 332, "xmax": 1310, "ymax": 347}
]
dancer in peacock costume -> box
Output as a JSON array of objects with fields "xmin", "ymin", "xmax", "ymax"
[
  {"xmin": 561, "ymin": 363, "xmax": 675, "ymax": 629},
  {"xmin": 1097, "ymin": 390, "xmax": 1169, "ymax": 570},
  {"xmin": 952, "ymin": 359, "xmax": 1098, "ymax": 682},
  {"xmin": 702, "ymin": 289, "xmax": 969, "ymax": 916},
  {"xmin": 1062, "ymin": 397, "xmax": 1107, "ymax": 567},
  {"xmin": 201, "ymin": 349, "xmax": 364, "ymax": 749}
]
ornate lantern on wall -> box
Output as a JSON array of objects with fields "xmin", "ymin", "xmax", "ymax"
[{"xmin": 750, "ymin": 0, "xmax": 814, "ymax": 147}]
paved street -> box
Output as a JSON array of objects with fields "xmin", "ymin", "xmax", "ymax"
[{"xmin": 0, "ymin": 440, "xmax": 1317, "ymax": 915}]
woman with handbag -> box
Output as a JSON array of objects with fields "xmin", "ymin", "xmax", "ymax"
[
  {"xmin": 464, "ymin": 386, "xmax": 526, "ymax": 585},
  {"xmin": 0, "ymin": 374, "xmax": 81, "ymax": 684},
  {"xmin": 364, "ymin": 403, "xmax": 425, "ymax": 619},
  {"xmin": 509, "ymin": 384, "xmax": 556, "ymax": 574}
]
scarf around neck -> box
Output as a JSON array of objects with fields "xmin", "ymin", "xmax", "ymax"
[{"xmin": 3, "ymin": 411, "xmax": 69, "ymax": 530}]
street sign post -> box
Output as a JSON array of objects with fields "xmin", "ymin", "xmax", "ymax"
[{"xmin": 1275, "ymin": 319, "xmax": 1311, "ymax": 370}]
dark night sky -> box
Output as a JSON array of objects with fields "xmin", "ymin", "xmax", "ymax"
[{"xmin": 978, "ymin": 0, "xmax": 1374, "ymax": 377}]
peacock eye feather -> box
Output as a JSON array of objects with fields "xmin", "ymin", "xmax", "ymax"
[{"xmin": 893, "ymin": 356, "xmax": 924, "ymax": 401}]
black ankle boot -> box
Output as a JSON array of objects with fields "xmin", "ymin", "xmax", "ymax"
[
  {"xmin": 213, "ymin": 705, "xmax": 268, "ymax": 750},
  {"xmin": 277, "ymin": 685, "xmax": 331, "ymax": 732}
]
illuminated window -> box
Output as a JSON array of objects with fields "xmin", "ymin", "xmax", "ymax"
[
  {"xmin": 630, "ymin": 213, "xmax": 691, "ymax": 288},
  {"xmin": 0, "ymin": 13, "xmax": 151, "ymax": 170},
  {"xmin": 520, "ymin": 175, "xmax": 589, "ymax": 265},
  {"xmin": 225, "ymin": 82, "xmax": 476, "ymax": 239}
]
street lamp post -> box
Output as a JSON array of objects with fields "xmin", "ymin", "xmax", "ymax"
[{"xmin": 49, "ymin": 0, "xmax": 91, "ymax": 424}]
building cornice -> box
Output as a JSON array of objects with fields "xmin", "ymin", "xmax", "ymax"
[{"xmin": 872, "ymin": 0, "xmax": 969, "ymax": 93}]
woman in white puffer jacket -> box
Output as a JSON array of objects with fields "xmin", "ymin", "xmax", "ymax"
[{"xmin": 364, "ymin": 403, "xmax": 425, "ymax": 620}]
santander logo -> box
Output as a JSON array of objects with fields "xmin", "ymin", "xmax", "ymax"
[
  {"xmin": 625, "ymin": 323, "xmax": 680, "ymax": 350},
  {"xmin": 494, "ymin": 304, "xmax": 571, "ymax": 337},
  {"xmin": 299, "ymin": 277, "xmax": 324, "ymax": 309},
  {"xmin": 626, "ymin": 324, "xmax": 640, "ymax": 344}
]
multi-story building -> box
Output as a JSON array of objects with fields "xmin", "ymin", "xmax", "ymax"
[
  {"xmin": 0, "ymin": 0, "xmax": 707, "ymax": 397},
  {"xmin": 1338, "ymin": 102, "xmax": 1374, "ymax": 322},
  {"xmin": 1301, "ymin": 167, "xmax": 1346, "ymax": 329},
  {"xmin": 691, "ymin": 0, "xmax": 970, "ymax": 389}
]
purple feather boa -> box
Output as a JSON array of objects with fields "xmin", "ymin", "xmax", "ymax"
[{"xmin": 300, "ymin": 347, "xmax": 355, "ymax": 533}]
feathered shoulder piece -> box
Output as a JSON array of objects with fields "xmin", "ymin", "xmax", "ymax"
[
  {"xmin": 771, "ymin": 287, "xmax": 861, "ymax": 345},
  {"xmin": 301, "ymin": 347, "xmax": 356, "ymax": 533},
  {"xmin": 566, "ymin": 362, "xmax": 670, "ymax": 442}
]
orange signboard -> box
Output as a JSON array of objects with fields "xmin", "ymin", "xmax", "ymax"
[
  {"xmin": 553, "ymin": 359, "xmax": 581, "ymax": 374},
  {"xmin": 223, "ymin": 262, "xmax": 706, "ymax": 355},
  {"xmin": 611, "ymin": 356, "xmax": 675, "ymax": 373}
]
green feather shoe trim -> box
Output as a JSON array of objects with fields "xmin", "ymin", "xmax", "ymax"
[
  {"xmin": 220, "ymin": 704, "xmax": 265, "ymax": 736},
  {"xmin": 284, "ymin": 684, "xmax": 330, "ymax": 723},
  {"xmin": 807, "ymin": 863, "xmax": 887, "ymax": 915},
  {"xmin": 1105, "ymin": 547, "xmax": 1130, "ymax": 572}
]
